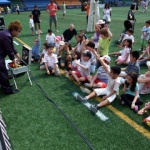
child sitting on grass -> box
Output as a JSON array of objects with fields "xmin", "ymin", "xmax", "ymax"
[
  {"xmin": 120, "ymin": 72, "xmax": 143, "ymax": 112},
  {"xmin": 39, "ymin": 43, "xmax": 48, "ymax": 65},
  {"xmin": 138, "ymin": 61, "xmax": 150, "ymax": 94},
  {"xmin": 65, "ymin": 51, "xmax": 80, "ymax": 77},
  {"xmin": 119, "ymin": 51, "xmax": 140, "ymax": 84},
  {"xmin": 71, "ymin": 50, "xmax": 91, "ymax": 85},
  {"xmin": 138, "ymin": 40, "xmax": 150, "ymax": 66},
  {"xmin": 84, "ymin": 55, "xmax": 111, "ymax": 88},
  {"xmin": 76, "ymin": 56, "xmax": 121, "ymax": 113},
  {"xmin": 109, "ymin": 39, "xmax": 132, "ymax": 65},
  {"xmin": 31, "ymin": 29, "xmax": 41, "ymax": 62},
  {"xmin": 42, "ymin": 44, "xmax": 60, "ymax": 76},
  {"xmin": 58, "ymin": 42, "xmax": 72, "ymax": 68}
]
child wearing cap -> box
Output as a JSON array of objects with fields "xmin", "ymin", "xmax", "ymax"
[
  {"xmin": 46, "ymin": 29, "xmax": 56, "ymax": 46},
  {"xmin": 138, "ymin": 61, "xmax": 150, "ymax": 94},
  {"xmin": 42, "ymin": 44, "xmax": 60, "ymax": 76},
  {"xmin": 71, "ymin": 50, "xmax": 91, "ymax": 85},
  {"xmin": 76, "ymin": 56, "xmax": 121, "ymax": 113},
  {"xmin": 84, "ymin": 55, "xmax": 111, "ymax": 88}
]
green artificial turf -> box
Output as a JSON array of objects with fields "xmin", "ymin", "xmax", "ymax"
[{"xmin": 0, "ymin": 7, "xmax": 150, "ymax": 150}]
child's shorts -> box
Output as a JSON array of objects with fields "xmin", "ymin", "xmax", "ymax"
[
  {"xmin": 75, "ymin": 71, "xmax": 87, "ymax": 81},
  {"xmin": 94, "ymin": 88, "xmax": 117, "ymax": 103},
  {"xmin": 117, "ymin": 56, "xmax": 126, "ymax": 63},
  {"xmin": 92, "ymin": 77, "xmax": 107, "ymax": 88},
  {"xmin": 141, "ymin": 39, "xmax": 147, "ymax": 48}
]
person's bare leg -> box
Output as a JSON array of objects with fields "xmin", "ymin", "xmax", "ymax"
[
  {"xmin": 86, "ymin": 91, "xmax": 97, "ymax": 100},
  {"xmin": 97, "ymin": 99, "xmax": 110, "ymax": 108},
  {"xmin": 71, "ymin": 71, "xmax": 81, "ymax": 84}
]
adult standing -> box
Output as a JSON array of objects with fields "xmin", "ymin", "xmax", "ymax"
[
  {"xmin": 32, "ymin": 5, "xmax": 42, "ymax": 34},
  {"xmin": 46, "ymin": 0, "xmax": 58, "ymax": 32},
  {"xmin": 0, "ymin": 20, "xmax": 22, "ymax": 94},
  {"xmin": 16, "ymin": 4, "xmax": 20, "ymax": 15},
  {"xmin": 103, "ymin": 3, "xmax": 112, "ymax": 24},
  {"xmin": 84, "ymin": 1, "xmax": 90, "ymax": 24},
  {"xmin": 127, "ymin": 3, "xmax": 136, "ymax": 31},
  {"xmin": 62, "ymin": 24, "xmax": 77, "ymax": 42}
]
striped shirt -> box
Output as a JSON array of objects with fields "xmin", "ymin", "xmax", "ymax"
[
  {"xmin": 125, "ymin": 61, "xmax": 140, "ymax": 76},
  {"xmin": 97, "ymin": 65, "xmax": 110, "ymax": 84},
  {"xmin": 43, "ymin": 53, "xmax": 58, "ymax": 67}
]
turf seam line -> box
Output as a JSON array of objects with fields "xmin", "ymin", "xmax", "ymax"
[{"xmin": 29, "ymin": 71, "xmax": 95, "ymax": 150}]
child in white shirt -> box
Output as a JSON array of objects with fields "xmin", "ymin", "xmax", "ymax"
[
  {"xmin": 46, "ymin": 29, "xmax": 56, "ymax": 46},
  {"xmin": 71, "ymin": 50, "xmax": 91, "ymax": 85},
  {"xmin": 43, "ymin": 44, "xmax": 60, "ymax": 76},
  {"xmin": 29, "ymin": 14, "xmax": 35, "ymax": 35}
]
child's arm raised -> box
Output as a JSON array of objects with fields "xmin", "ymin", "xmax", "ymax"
[{"xmin": 97, "ymin": 56, "xmax": 109, "ymax": 73}]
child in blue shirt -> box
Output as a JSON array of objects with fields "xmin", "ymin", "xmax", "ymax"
[{"xmin": 32, "ymin": 29, "xmax": 41, "ymax": 61}]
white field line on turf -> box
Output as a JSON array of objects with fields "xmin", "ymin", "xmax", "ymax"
[
  {"xmin": 73, "ymin": 92, "xmax": 109, "ymax": 121},
  {"xmin": 13, "ymin": 41, "xmax": 19, "ymax": 45}
]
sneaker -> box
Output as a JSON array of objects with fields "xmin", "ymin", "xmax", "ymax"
[
  {"xmin": 55, "ymin": 30, "xmax": 59, "ymax": 32},
  {"xmin": 121, "ymin": 100, "xmax": 125, "ymax": 105},
  {"xmin": 76, "ymin": 95, "xmax": 87, "ymax": 103},
  {"xmin": 90, "ymin": 104, "xmax": 98, "ymax": 113},
  {"xmin": 80, "ymin": 87, "xmax": 90, "ymax": 94},
  {"xmin": 134, "ymin": 105, "xmax": 139, "ymax": 112},
  {"xmin": 40, "ymin": 30, "xmax": 43, "ymax": 33}
]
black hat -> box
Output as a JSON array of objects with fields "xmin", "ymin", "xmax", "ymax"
[{"xmin": 82, "ymin": 50, "xmax": 91, "ymax": 58}]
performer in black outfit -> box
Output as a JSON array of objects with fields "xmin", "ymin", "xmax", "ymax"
[{"xmin": 0, "ymin": 20, "xmax": 22, "ymax": 94}]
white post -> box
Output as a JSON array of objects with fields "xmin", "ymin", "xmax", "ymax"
[{"xmin": 86, "ymin": 0, "xmax": 100, "ymax": 32}]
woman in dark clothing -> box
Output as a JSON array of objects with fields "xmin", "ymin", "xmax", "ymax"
[
  {"xmin": 127, "ymin": 3, "xmax": 136, "ymax": 31},
  {"xmin": 0, "ymin": 20, "xmax": 22, "ymax": 94}
]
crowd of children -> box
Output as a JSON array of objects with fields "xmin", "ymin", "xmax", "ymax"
[{"xmin": 29, "ymin": 13, "xmax": 150, "ymax": 123}]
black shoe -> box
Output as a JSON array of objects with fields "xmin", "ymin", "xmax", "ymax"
[
  {"xmin": 90, "ymin": 104, "xmax": 98, "ymax": 113},
  {"xmin": 5, "ymin": 89, "xmax": 19, "ymax": 95}
]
